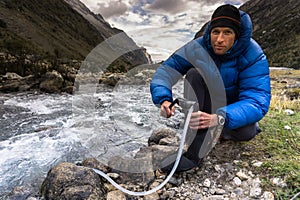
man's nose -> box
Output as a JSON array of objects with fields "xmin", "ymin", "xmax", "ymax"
[{"xmin": 217, "ymin": 33, "xmax": 224, "ymax": 42}]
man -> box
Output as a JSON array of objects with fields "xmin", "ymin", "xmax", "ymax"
[{"xmin": 150, "ymin": 4, "xmax": 271, "ymax": 172}]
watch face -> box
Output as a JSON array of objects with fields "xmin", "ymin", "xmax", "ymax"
[{"xmin": 218, "ymin": 115, "xmax": 225, "ymax": 125}]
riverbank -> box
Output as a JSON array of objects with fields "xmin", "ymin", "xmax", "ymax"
[{"xmin": 4, "ymin": 69, "xmax": 300, "ymax": 200}]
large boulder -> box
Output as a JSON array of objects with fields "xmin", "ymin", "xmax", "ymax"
[
  {"xmin": 40, "ymin": 162, "xmax": 107, "ymax": 200},
  {"xmin": 39, "ymin": 70, "xmax": 64, "ymax": 93},
  {"xmin": 133, "ymin": 128, "xmax": 180, "ymax": 172},
  {"xmin": 81, "ymin": 158, "xmax": 110, "ymax": 173}
]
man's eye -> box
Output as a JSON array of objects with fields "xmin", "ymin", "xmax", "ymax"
[{"xmin": 224, "ymin": 30, "xmax": 233, "ymax": 35}]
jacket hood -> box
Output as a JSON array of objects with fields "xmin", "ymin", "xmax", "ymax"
[{"xmin": 202, "ymin": 11, "xmax": 252, "ymax": 59}]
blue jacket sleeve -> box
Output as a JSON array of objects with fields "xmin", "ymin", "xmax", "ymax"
[{"xmin": 150, "ymin": 46, "xmax": 194, "ymax": 106}]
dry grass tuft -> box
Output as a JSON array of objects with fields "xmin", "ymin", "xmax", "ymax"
[{"xmin": 269, "ymin": 69, "xmax": 300, "ymax": 111}]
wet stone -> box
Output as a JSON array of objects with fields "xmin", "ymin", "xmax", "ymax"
[{"xmin": 40, "ymin": 162, "xmax": 106, "ymax": 200}]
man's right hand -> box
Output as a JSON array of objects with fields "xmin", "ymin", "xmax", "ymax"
[{"xmin": 160, "ymin": 101, "xmax": 175, "ymax": 118}]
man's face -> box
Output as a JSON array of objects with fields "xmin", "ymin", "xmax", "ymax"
[{"xmin": 210, "ymin": 27, "xmax": 236, "ymax": 55}]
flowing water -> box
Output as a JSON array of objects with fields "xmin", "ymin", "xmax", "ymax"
[{"xmin": 0, "ymin": 81, "xmax": 184, "ymax": 198}]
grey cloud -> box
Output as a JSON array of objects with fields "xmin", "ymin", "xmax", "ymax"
[
  {"xmin": 187, "ymin": 0, "xmax": 248, "ymax": 7},
  {"xmin": 145, "ymin": 0, "xmax": 188, "ymax": 14},
  {"xmin": 188, "ymin": 0, "xmax": 223, "ymax": 6},
  {"xmin": 96, "ymin": 0, "xmax": 128, "ymax": 18},
  {"xmin": 128, "ymin": 0, "xmax": 141, "ymax": 5}
]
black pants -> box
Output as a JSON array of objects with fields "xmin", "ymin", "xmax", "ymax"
[{"xmin": 183, "ymin": 68, "xmax": 261, "ymax": 159}]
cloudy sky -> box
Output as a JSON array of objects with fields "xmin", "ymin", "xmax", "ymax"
[{"xmin": 80, "ymin": 0, "xmax": 248, "ymax": 62}]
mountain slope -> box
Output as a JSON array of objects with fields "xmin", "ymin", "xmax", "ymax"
[
  {"xmin": 194, "ymin": 0, "xmax": 300, "ymax": 69},
  {"xmin": 64, "ymin": 0, "xmax": 121, "ymax": 38},
  {"xmin": 0, "ymin": 0, "xmax": 150, "ymax": 71},
  {"xmin": 240, "ymin": 0, "xmax": 300, "ymax": 69},
  {"xmin": 0, "ymin": 0, "xmax": 103, "ymax": 59}
]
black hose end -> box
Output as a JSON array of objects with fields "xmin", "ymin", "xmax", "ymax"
[{"xmin": 169, "ymin": 98, "xmax": 179, "ymax": 109}]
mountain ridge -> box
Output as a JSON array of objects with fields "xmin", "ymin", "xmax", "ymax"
[
  {"xmin": 64, "ymin": 0, "xmax": 121, "ymax": 38},
  {"xmin": 0, "ymin": 0, "xmax": 150, "ymax": 72}
]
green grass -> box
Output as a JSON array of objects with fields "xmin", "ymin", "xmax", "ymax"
[
  {"xmin": 248, "ymin": 109, "xmax": 300, "ymax": 199},
  {"xmin": 244, "ymin": 70, "xmax": 300, "ymax": 199}
]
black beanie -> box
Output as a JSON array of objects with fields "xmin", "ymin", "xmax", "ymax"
[{"xmin": 210, "ymin": 4, "xmax": 241, "ymax": 37}]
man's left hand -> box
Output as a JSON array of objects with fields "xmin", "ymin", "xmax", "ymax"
[{"xmin": 189, "ymin": 111, "xmax": 218, "ymax": 129}]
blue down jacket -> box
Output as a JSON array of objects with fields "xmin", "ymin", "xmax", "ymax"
[{"xmin": 150, "ymin": 11, "xmax": 271, "ymax": 129}]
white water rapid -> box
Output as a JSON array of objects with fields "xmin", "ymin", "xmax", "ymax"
[{"xmin": 0, "ymin": 81, "xmax": 184, "ymax": 198}]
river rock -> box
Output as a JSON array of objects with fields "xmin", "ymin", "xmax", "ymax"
[
  {"xmin": 39, "ymin": 70, "xmax": 64, "ymax": 93},
  {"xmin": 6, "ymin": 186, "xmax": 31, "ymax": 200},
  {"xmin": 143, "ymin": 192, "xmax": 160, "ymax": 200},
  {"xmin": 98, "ymin": 73, "xmax": 126, "ymax": 86},
  {"xmin": 108, "ymin": 155, "xmax": 155, "ymax": 185},
  {"xmin": 0, "ymin": 73, "xmax": 38, "ymax": 92},
  {"xmin": 40, "ymin": 162, "xmax": 107, "ymax": 200},
  {"xmin": 106, "ymin": 190, "xmax": 126, "ymax": 200},
  {"xmin": 148, "ymin": 127, "xmax": 178, "ymax": 146},
  {"xmin": 0, "ymin": 78, "xmax": 25, "ymax": 92},
  {"xmin": 81, "ymin": 157, "xmax": 110, "ymax": 173},
  {"xmin": 3, "ymin": 72, "xmax": 23, "ymax": 80}
]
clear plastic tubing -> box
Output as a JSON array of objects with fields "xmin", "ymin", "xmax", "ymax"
[{"xmin": 89, "ymin": 105, "xmax": 194, "ymax": 196}]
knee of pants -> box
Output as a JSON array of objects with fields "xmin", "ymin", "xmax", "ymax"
[
  {"xmin": 221, "ymin": 123, "xmax": 261, "ymax": 141},
  {"xmin": 185, "ymin": 68, "xmax": 206, "ymax": 85}
]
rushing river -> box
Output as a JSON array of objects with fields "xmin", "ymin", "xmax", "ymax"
[{"xmin": 0, "ymin": 80, "xmax": 184, "ymax": 198}]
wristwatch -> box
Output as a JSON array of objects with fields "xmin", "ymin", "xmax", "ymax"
[{"xmin": 217, "ymin": 114, "xmax": 226, "ymax": 126}]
